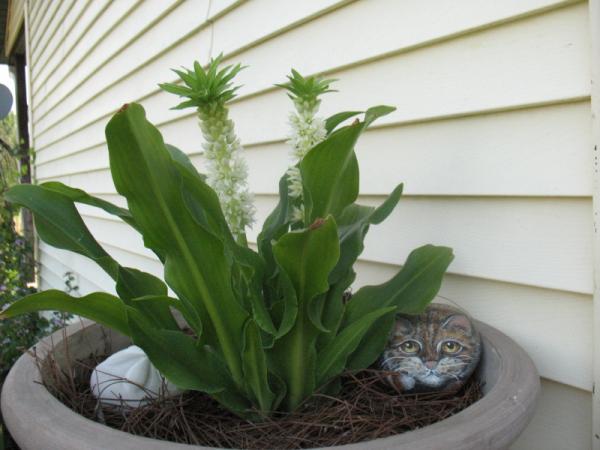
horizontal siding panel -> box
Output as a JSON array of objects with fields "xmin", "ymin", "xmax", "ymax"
[
  {"xmin": 237, "ymin": 101, "xmax": 592, "ymax": 197},
  {"xmin": 225, "ymin": 2, "xmax": 590, "ymax": 147},
  {"xmin": 37, "ymin": 169, "xmax": 115, "ymax": 193},
  {"xmin": 28, "ymin": 0, "xmax": 62, "ymax": 57},
  {"xmin": 27, "ymin": 0, "xmax": 45, "ymax": 35},
  {"xmin": 35, "ymin": 101, "xmax": 593, "ymax": 197},
  {"xmin": 140, "ymin": 1, "xmax": 591, "ymax": 146},
  {"xmin": 248, "ymin": 195, "xmax": 592, "ymax": 294},
  {"xmin": 30, "ymin": 0, "xmax": 76, "ymax": 66},
  {"xmin": 31, "ymin": 0, "xmax": 348, "ymax": 152},
  {"xmin": 39, "ymin": 245, "xmax": 112, "ymax": 294},
  {"xmin": 32, "ymin": 0, "xmax": 342, "ymax": 144},
  {"xmin": 30, "ymin": 0, "xmax": 90, "ymax": 88},
  {"xmin": 31, "ymin": 0, "xmax": 139, "ymax": 115},
  {"xmin": 33, "ymin": 1, "xmax": 589, "ymax": 154},
  {"xmin": 511, "ymin": 380, "xmax": 591, "ymax": 449},
  {"xmin": 220, "ymin": 0, "xmax": 584, "ymax": 99},
  {"xmin": 36, "ymin": 144, "xmax": 107, "ymax": 179},
  {"xmin": 30, "ymin": 0, "xmax": 109, "ymax": 101},
  {"xmin": 78, "ymin": 212, "xmax": 156, "ymax": 261},
  {"xmin": 211, "ymin": 0, "xmax": 344, "ymax": 57},
  {"xmin": 32, "ymin": 0, "xmax": 211, "ymax": 139},
  {"xmin": 33, "ymin": 188, "xmax": 592, "ymax": 295}
]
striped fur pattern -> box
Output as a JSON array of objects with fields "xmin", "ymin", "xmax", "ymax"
[{"xmin": 379, "ymin": 304, "xmax": 481, "ymax": 393}]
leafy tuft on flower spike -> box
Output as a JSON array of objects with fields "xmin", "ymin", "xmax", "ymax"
[
  {"xmin": 279, "ymin": 70, "xmax": 335, "ymax": 224},
  {"xmin": 159, "ymin": 54, "xmax": 246, "ymax": 109},
  {"xmin": 276, "ymin": 69, "xmax": 336, "ymax": 116},
  {"xmin": 159, "ymin": 55, "xmax": 255, "ymax": 243}
]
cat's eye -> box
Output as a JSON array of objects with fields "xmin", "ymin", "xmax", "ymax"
[
  {"xmin": 441, "ymin": 341, "xmax": 462, "ymax": 354},
  {"xmin": 399, "ymin": 340, "xmax": 420, "ymax": 354}
]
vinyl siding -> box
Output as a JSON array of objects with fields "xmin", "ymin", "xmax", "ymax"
[{"xmin": 26, "ymin": 1, "xmax": 594, "ymax": 448}]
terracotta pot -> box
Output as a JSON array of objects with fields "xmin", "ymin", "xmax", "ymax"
[{"xmin": 1, "ymin": 319, "xmax": 540, "ymax": 450}]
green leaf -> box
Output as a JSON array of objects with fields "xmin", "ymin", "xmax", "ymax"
[
  {"xmin": 242, "ymin": 320, "xmax": 275, "ymax": 413},
  {"xmin": 40, "ymin": 181, "xmax": 136, "ymax": 228},
  {"xmin": 344, "ymin": 244, "xmax": 454, "ymax": 369},
  {"xmin": 0, "ymin": 290, "xmax": 129, "ymax": 336},
  {"xmin": 317, "ymin": 306, "xmax": 396, "ymax": 384},
  {"xmin": 300, "ymin": 127, "xmax": 359, "ymax": 223},
  {"xmin": 364, "ymin": 105, "xmax": 396, "ymax": 127},
  {"xmin": 300, "ymin": 106, "xmax": 395, "ymax": 223},
  {"xmin": 257, "ymin": 173, "xmax": 291, "ymax": 278},
  {"xmin": 106, "ymin": 103, "xmax": 248, "ymax": 385},
  {"xmin": 273, "ymin": 217, "xmax": 340, "ymax": 328},
  {"xmin": 165, "ymin": 144, "xmax": 207, "ymax": 183},
  {"xmin": 324, "ymin": 111, "xmax": 362, "ymax": 134},
  {"xmin": 116, "ymin": 267, "xmax": 180, "ymax": 331},
  {"xmin": 273, "ymin": 269, "xmax": 299, "ymax": 339},
  {"xmin": 270, "ymin": 216, "xmax": 340, "ymax": 410},
  {"xmin": 5, "ymin": 184, "xmax": 119, "ymax": 278},
  {"xmin": 126, "ymin": 307, "xmax": 230, "ymax": 393},
  {"xmin": 329, "ymin": 184, "xmax": 403, "ymax": 286},
  {"xmin": 169, "ymin": 142, "xmax": 272, "ymax": 338},
  {"xmin": 315, "ymin": 269, "xmax": 354, "ymax": 351}
]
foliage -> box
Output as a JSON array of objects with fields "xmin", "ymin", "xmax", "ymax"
[
  {"xmin": 2, "ymin": 59, "xmax": 453, "ymax": 419},
  {"xmin": 0, "ymin": 113, "xmax": 18, "ymax": 189},
  {"xmin": 159, "ymin": 54, "xmax": 244, "ymax": 109},
  {"xmin": 276, "ymin": 69, "xmax": 336, "ymax": 113},
  {"xmin": 0, "ymin": 113, "xmax": 65, "ymax": 382}
]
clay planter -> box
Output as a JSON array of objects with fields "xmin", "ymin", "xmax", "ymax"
[{"xmin": 1, "ymin": 319, "xmax": 540, "ymax": 450}]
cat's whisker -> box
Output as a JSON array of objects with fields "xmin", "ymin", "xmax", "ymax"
[
  {"xmin": 440, "ymin": 363, "xmax": 467, "ymax": 369},
  {"xmin": 380, "ymin": 356, "xmax": 408, "ymax": 368}
]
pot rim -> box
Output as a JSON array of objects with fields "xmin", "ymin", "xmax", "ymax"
[{"xmin": 1, "ymin": 319, "xmax": 540, "ymax": 450}]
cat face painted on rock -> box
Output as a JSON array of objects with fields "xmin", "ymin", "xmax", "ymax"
[{"xmin": 379, "ymin": 304, "xmax": 481, "ymax": 393}]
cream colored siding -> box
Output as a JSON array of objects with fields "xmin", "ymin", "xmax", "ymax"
[{"xmin": 26, "ymin": 1, "xmax": 594, "ymax": 448}]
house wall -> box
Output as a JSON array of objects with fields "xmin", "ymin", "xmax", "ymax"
[{"xmin": 25, "ymin": 1, "xmax": 594, "ymax": 448}]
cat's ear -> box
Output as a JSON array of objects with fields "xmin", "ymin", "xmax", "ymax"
[
  {"xmin": 441, "ymin": 314, "xmax": 474, "ymax": 334},
  {"xmin": 392, "ymin": 316, "xmax": 414, "ymax": 337}
]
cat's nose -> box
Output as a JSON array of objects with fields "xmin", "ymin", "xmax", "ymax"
[{"xmin": 425, "ymin": 361, "xmax": 437, "ymax": 370}]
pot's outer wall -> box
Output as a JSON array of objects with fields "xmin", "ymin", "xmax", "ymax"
[{"xmin": 1, "ymin": 320, "xmax": 540, "ymax": 450}]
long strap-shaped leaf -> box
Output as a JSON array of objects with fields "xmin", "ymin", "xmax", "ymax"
[
  {"xmin": 126, "ymin": 307, "xmax": 230, "ymax": 394},
  {"xmin": 5, "ymin": 185, "xmax": 120, "ymax": 278},
  {"xmin": 106, "ymin": 103, "xmax": 247, "ymax": 384},
  {"xmin": 316, "ymin": 306, "xmax": 396, "ymax": 384},
  {"xmin": 343, "ymin": 244, "xmax": 454, "ymax": 369},
  {"xmin": 40, "ymin": 182, "xmax": 136, "ymax": 229},
  {"xmin": 0, "ymin": 290, "xmax": 129, "ymax": 336},
  {"xmin": 300, "ymin": 106, "xmax": 395, "ymax": 223},
  {"xmin": 270, "ymin": 216, "xmax": 340, "ymax": 410}
]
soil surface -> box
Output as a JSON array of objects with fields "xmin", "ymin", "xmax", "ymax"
[{"xmin": 41, "ymin": 353, "xmax": 482, "ymax": 449}]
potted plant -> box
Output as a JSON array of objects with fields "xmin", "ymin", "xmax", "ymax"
[{"xmin": 0, "ymin": 57, "xmax": 540, "ymax": 449}]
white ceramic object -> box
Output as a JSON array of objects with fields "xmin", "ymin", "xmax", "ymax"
[{"xmin": 90, "ymin": 345, "xmax": 182, "ymax": 407}]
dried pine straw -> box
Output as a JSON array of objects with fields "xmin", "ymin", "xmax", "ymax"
[{"xmin": 37, "ymin": 350, "xmax": 482, "ymax": 449}]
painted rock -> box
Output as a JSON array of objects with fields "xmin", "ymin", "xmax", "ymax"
[
  {"xmin": 90, "ymin": 345, "xmax": 182, "ymax": 408},
  {"xmin": 379, "ymin": 303, "xmax": 481, "ymax": 393}
]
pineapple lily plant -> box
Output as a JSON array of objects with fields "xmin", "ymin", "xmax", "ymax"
[{"xmin": 1, "ymin": 57, "xmax": 453, "ymax": 418}]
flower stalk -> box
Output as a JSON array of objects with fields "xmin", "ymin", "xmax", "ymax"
[
  {"xmin": 160, "ymin": 55, "xmax": 255, "ymax": 244},
  {"xmin": 278, "ymin": 70, "xmax": 335, "ymax": 223}
]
